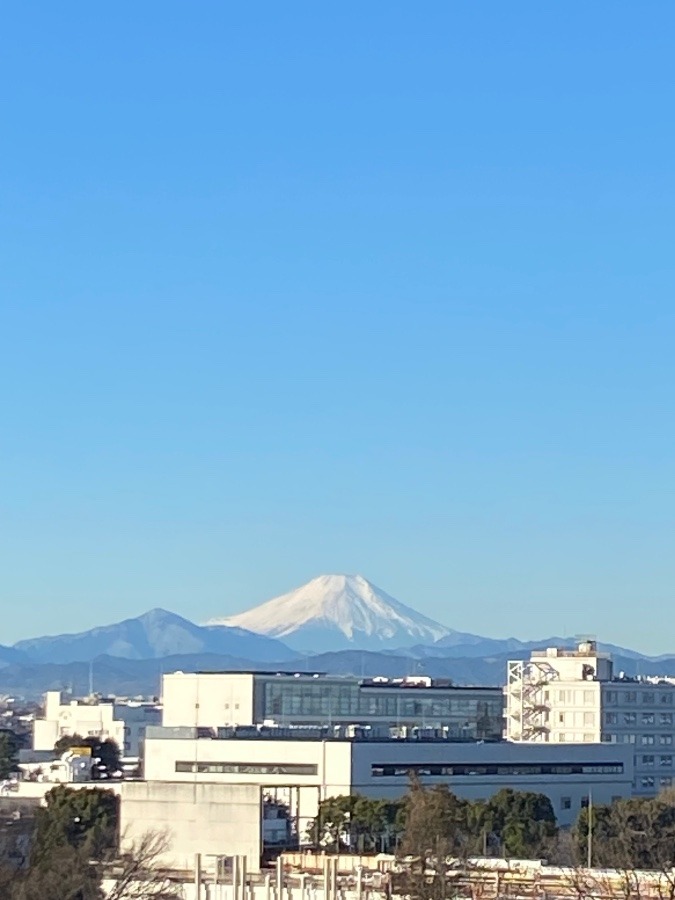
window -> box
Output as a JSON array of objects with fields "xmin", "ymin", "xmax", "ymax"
[
  {"xmin": 661, "ymin": 777, "xmax": 673, "ymax": 787},
  {"xmin": 584, "ymin": 691, "xmax": 595, "ymax": 704},
  {"xmin": 624, "ymin": 692, "xmax": 637, "ymax": 704},
  {"xmin": 580, "ymin": 796, "xmax": 590, "ymax": 808},
  {"xmin": 642, "ymin": 755, "xmax": 655, "ymax": 767},
  {"xmin": 584, "ymin": 712, "xmax": 595, "ymax": 726},
  {"xmin": 661, "ymin": 693, "xmax": 674, "ymax": 705},
  {"xmin": 605, "ymin": 713, "xmax": 618, "ymax": 725},
  {"xmin": 660, "ymin": 735, "xmax": 674, "ymax": 746},
  {"xmin": 561, "ymin": 797, "xmax": 572, "ymax": 810},
  {"xmin": 623, "ymin": 712, "xmax": 637, "ymax": 725},
  {"xmin": 660, "ymin": 756, "xmax": 673, "ymax": 767},
  {"xmin": 642, "ymin": 713, "xmax": 655, "ymax": 725},
  {"xmin": 642, "ymin": 735, "xmax": 656, "ymax": 745},
  {"xmin": 175, "ymin": 761, "xmax": 318, "ymax": 776},
  {"xmin": 370, "ymin": 762, "xmax": 623, "ymax": 778},
  {"xmin": 642, "ymin": 692, "xmax": 655, "ymax": 705},
  {"xmin": 605, "ymin": 691, "xmax": 617, "ymax": 704},
  {"xmin": 660, "ymin": 713, "xmax": 673, "ymax": 726},
  {"xmin": 622, "ymin": 734, "xmax": 636, "ymax": 744},
  {"xmin": 641, "ymin": 776, "xmax": 655, "ymax": 788}
]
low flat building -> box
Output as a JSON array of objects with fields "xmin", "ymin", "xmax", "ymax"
[
  {"xmin": 161, "ymin": 671, "xmax": 504, "ymax": 740},
  {"xmin": 33, "ymin": 691, "xmax": 161, "ymax": 756},
  {"xmin": 143, "ymin": 725, "xmax": 633, "ymax": 831}
]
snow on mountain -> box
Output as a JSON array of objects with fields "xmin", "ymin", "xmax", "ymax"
[{"xmin": 210, "ymin": 574, "xmax": 451, "ymax": 653}]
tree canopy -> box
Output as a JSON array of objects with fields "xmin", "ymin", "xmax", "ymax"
[
  {"xmin": 309, "ymin": 793, "xmax": 401, "ymax": 853},
  {"xmin": 32, "ymin": 785, "xmax": 119, "ymax": 866},
  {"xmin": 0, "ymin": 731, "xmax": 20, "ymax": 781},
  {"xmin": 310, "ymin": 778, "xmax": 559, "ymax": 864}
]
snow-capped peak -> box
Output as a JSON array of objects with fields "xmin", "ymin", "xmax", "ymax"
[{"xmin": 209, "ymin": 574, "xmax": 450, "ymax": 653}]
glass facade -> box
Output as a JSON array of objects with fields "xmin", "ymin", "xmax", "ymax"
[{"xmin": 259, "ymin": 679, "xmax": 503, "ymax": 740}]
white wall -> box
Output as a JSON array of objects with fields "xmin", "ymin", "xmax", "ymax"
[
  {"xmin": 119, "ymin": 781, "xmax": 262, "ymax": 873},
  {"xmin": 162, "ymin": 674, "xmax": 256, "ymax": 729},
  {"xmin": 33, "ymin": 694, "xmax": 123, "ymax": 751},
  {"xmin": 33, "ymin": 692, "xmax": 160, "ymax": 755}
]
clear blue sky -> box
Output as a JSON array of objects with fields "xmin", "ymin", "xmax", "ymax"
[{"xmin": 1, "ymin": 3, "xmax": 674, "ymax": 652}]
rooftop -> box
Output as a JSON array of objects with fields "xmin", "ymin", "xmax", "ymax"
[
  {"xmin": 172, "ymin": 671, "xmax": 500, "ymax": 691},
  {"xmin": 146, "ymin": 724, "xmax": 502, "ymax": 743}
]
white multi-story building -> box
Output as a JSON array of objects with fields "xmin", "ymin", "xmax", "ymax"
[
  {"xmin": 506, "ymin": 641, "xmax": 675, "ymax": 795},
  {"xmin": 33, "ymin": 691, "xmax": 161, "ymax": 757},
  {"xmin": 161, "ymin": 671, "xmax": 504, "ymax": 741}
]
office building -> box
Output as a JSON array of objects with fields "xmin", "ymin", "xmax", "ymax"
[
  {"xmin": 161, "ymin": 671, "xmax": 504, "ymax": 740},
  {"xmin": 127, "ymin": 723, "xmax": 633, "ymax": 872},
  {"xmin": 506, "ymin": 641, "xmax": 675, "ymax": 795}
]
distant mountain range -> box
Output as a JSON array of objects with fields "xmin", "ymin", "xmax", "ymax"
[
  {"xmin": 0, "ymin": 574, "xmax": 672, "ymax": 698},
  {"xmin": 10, "ymin": 608, "xmax": 291, "ymax": 665}
]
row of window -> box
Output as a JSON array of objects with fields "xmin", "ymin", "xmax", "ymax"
[
  {"xmin": 554, "ymin": 690, "xmax": 597, "ymax": 705},
  {"xmin": 557, "ymin": 712, "xmax": 596, "ymax": 726},
  {"xmin": 640, "ymin": 776, "xmax": 672, "ymax": 788},
  {"xmin": 605, "ymin": 691, "xmax": 673, "ymax": 705},
  {"xmin": 560, "ymin": 796, "xmax": 622, "ymax": 811},
  {"xmin": 605, "ymin": 712, "xmax": 673, "ymax": 726},
  {"xmin": 639, "ymin": 755, "xmax": 673, "ymax": 768},
  {"xmin": 261, "ymin": 683, "xmax": 503, "ymax": 739},
  {"xmin": 603, "ymin": 734, "xmax": 674, "ymax": 746},
  {"xmin": 370, "ymin": 763, "xmax": 624, "ymax": 778},
  {"xmin": 175, "ymin": 761, "xmax": 318, "ymax": 776}
]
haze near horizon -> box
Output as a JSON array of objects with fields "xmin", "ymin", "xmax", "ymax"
[{"xmin": 1, "ymin": 4, "xmax": 674, "ymax": 653}]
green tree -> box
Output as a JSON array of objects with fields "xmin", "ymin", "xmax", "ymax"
[
  {"xmin": 574, "ymin": 794, "xmax": 675, "ymax": 875},
  {"xmin": 475, "ymin": 788, "xmax": 558, "ymax": 859},
  {"xmin": 14, "ymin": 841, "xmax": 103, "ymax": 900},
  {"xmin": 399, "ymin": 776, "xmax": 472, "ymax": 860},
  {"xmin": 31, "ymin": 785, "xmax": 119, "ymax": 866},
  {"xmin": 0, "ymin": 731, "xmax": 20, "ymax": 780},
  {"xmin": 310, "ymin": 794, "xmax": 402, "ymax": 853}
]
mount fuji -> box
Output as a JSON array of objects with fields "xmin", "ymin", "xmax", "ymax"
[{"xmin": 209, "ymin": 573, "xmax": 452, "ymax": 653}]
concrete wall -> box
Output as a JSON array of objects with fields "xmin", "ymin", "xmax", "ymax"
[
  {"xmin": 144, "ymin": 735, "xmax": 353, "ymax": 795},
  {"xmin": 119, "ymin": 781, "xmax": 262, "ymax": 873},
  {"xmin": 162, "ymin": 674, "xmax": 256, "ymax": 729}
]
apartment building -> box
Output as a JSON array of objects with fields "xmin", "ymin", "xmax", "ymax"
[
  {"xmin": 33, "ymin": 691, "xmax": 161, "ymax": 757},
  {"xmin": 506, "ymin": 641, "xmax": 675, "ymax": 795}
]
